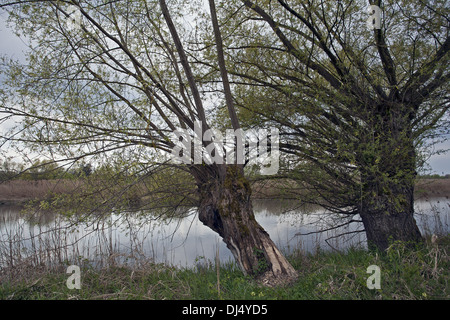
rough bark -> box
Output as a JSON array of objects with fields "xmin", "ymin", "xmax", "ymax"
[
  {"xmin": 192, "ymin": 165, "xmax": 298, "ymax": 286},
  {"xmin": 359, "ymin": 111, "xmax": 423, "ymax": 251},
  {"xmin": 359, "ymin": 182, "xmax": 423, "ymax": 251}
]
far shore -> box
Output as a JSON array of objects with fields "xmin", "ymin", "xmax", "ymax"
[
  {"xmin": 0, "ymin": 179, "xmax": 82, "ymax": 205},
  {"xmin": 0, "ymin": 177, "xmax": 449, "ymax": 207}
]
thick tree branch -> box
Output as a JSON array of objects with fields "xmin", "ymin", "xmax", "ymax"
[{"xmin": 209, "ymin": 0, "xmax": 241, "ymax": 132}]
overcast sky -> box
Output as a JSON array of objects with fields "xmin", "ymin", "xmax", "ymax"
[{"xmin": 0, "ymin": 11, "xmax": 448, "ymax": 174}]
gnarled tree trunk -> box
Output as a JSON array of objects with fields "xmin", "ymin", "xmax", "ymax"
[{"xmin": 192, "ymin": 164, "xmax": 298, "ymax": 286}]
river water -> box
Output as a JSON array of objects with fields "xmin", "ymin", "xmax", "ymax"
[{"xmin": 0, "ymin": 198, "xmax": 448, "ymax": 269}]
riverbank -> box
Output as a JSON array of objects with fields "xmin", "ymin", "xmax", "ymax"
[
  {"xmin": 415, "ymin": 178, "xmax": 450, "ymax": 199},
  {"xmin": 251, "ymin": 178, "xmax": 450, "ymax": 200},
  {"xmin": 1, "ymin": 178, "xmax": 449, "ymax": 206},
  {"xmin": 1, "ymin": 235, "xmax": 448, "ymax": 300},
  {"xmin": 0, "ymin": 179, "xmax": 81, "ymax": 205}
]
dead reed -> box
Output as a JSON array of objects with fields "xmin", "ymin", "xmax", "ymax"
[{"xmin": 0, "ymin": 180, "xmax": 82, "ymax": 203}]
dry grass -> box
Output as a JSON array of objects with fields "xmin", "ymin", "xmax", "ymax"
[
  {"xmin": 251, "ymin": 178, "xmax": 450, "ymax": 200},
  {"xmin": 0, "ymin": 180, "xmax": 82, "ymax": 203},
  {"xmin": 415, "ymin": 179, "xmax": 450, "ymax": 199},
  {"xmin": 251, "ymin": 179, "xmax": 303, "ymax": 199},
  {"xmin": 1, "ymin": 178, "xmax": 449, "ymax": 204}
]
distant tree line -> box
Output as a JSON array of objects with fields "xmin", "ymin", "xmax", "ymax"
[{"xmin": 418, "ymin": 173, "xmax": 450, "ymax": 179}]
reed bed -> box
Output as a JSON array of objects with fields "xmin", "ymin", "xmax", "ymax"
[{"xmin": 0, "ymin": 180, "xmax": 82, "ymax": 203}]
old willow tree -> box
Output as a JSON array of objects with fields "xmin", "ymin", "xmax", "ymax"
[
  {"xmin": 0, "ymin": 0, "xmax": 297, "ymax": 284},
  {"xmin": 209, "ymin": 0, "xmax": 449, "ymax": 251}
]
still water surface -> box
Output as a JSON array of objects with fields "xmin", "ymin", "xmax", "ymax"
[{"xmin": 0, "ymin": 198, "xmax": 448, "ymax": 269}]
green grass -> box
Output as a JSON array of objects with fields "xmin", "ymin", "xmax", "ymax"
[{"xmin": 1, "ymin": 236, "xmax": 448, "ymax": 300}]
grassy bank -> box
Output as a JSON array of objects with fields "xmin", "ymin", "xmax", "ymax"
[{"xmin": 1, "ymin": 236, "xmax": 448, "ymax": 300}]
